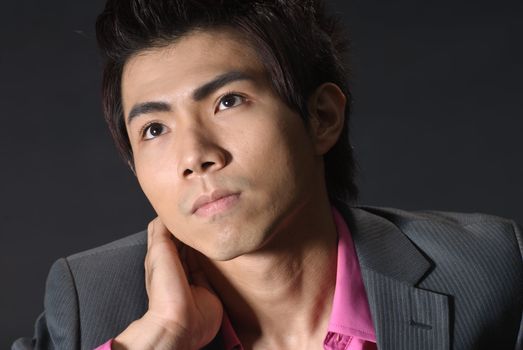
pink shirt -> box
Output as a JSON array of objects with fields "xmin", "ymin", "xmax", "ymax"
[{"xmin": 96, "ymin": 206, "xmax": 377, "ymax": 350}]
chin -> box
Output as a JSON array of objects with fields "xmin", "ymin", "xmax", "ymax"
[
  {"xmin": 202, "ymin": 249, "xmax": 244, "ymax": 262},
  {"xmin": 199, "ymin": 236, "xmax": 250, "ymax": 262},
  {"xmin": 195, "ymin": 240, "xmax": 247, "ymax": 261},
  {"xmin": 195, "ymin": 225, "xmax": 269, "ymax": 262}
]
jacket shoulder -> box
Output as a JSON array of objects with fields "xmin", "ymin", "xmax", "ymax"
[
  {"xmin": 65, "ymin": 231, "xmax": 148, "ymax": 349},
  {"xmin": 68, "ymin": 230, "xmax": 147, "ymax": 261},
  {"xmin": 357, "ymin": 204, "xmax": 522, "ymax": 260},
  {"xmin": 357, "ymin": 205, "xmax": 515, "ymax": 228},
  {"xmin": 12, "ymin": 231, "xmax": 149, "ymax": 350}
]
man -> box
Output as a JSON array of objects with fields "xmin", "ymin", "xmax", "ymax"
[{"xmin": 13, "ymin": 0, "xmax": 523, "ymax": 349}]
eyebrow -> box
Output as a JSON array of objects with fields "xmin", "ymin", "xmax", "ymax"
[
  {"xmin": 126, "ymin": 70, "xmax": 253, "ymax": 125},
  {"xmin": 192, "ymin": 70, "xmax": 252, "ymax": 101},
  {"xmin": 127, "ymin": 101, "xmax": 171, "ymax": 125}
]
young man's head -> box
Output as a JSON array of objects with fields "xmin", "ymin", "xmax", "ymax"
[{"xmin": 96, "ymin": 0, "xmax": 357, "ymax": 259}]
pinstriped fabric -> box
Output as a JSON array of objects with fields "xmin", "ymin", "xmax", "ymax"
[
  {"xmin": 410, "ymin": 288, "xmax": 449, "ymax": 350},
  {"xmin": 12, "ymin": 258, "xmax": 81, "ymax": 350},
  {"xmin": 512, "ymin": 222, "xmax": 523, "ymax": 350},
  {"xmin": 348, "ymin": 206, "xmax": 523, "ymax": 350},
  {"xmin": 45, "ymin": 258, "xmax": 80, "ymax": 349},
  {"xmin": 360, "ymin": 264, "xmax": 450, "ymax": 350},
  {"xmin": 362, "ymin": 269, "xmax": 411, "ymax": 349},
  {"xmin": 336, "ymin": 204, "xmax": 430, "ymax": 284},
  {"xmin": 343, "ymin": 205, "xmax": 453, "ymax": 350},
  {"xmin": 12, "ymin": 231, "xmax": 150, "ymax": 350},
  {"xmin": 67, "ymin": 231, "xmax": 148, "ymax": 350},
  {"xmin": 404, "ymin": 219, "xmax": 523, "ymax": 350}
]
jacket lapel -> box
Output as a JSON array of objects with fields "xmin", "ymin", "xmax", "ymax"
[{"xmin": 336, "ymin": 204, "xmax": 450, "ymax": 350}]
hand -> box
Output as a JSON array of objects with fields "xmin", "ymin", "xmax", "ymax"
[{"xmin": 113, "ymin": 217, "xmax": 223, "ymax": 350}]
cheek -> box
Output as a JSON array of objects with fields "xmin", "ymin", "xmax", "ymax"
[
  {"xmin": 136, "ymin": 166, "xmax": 192, "ymax": 241},
  {"xmin": 134, "ymin": 152, "xmax": 180, "ymax": 213},
  {"xmin": 135, "ymin": 158, "xmax": 160, "ymax": 199},
  {"xmin": 235, "ymin": 112, "xmax": 314, "ymax": 194}
]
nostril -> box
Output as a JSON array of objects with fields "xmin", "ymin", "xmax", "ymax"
[
  {"xmin": 183, "ymin": 161, "xmax": 217, "ymax": 177},
  {"xmin": 201, "ymin": 161, "xmax": 215, "ymax": 170}
]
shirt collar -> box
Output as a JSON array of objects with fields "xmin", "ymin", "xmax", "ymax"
[{"xmin": 328, "ymin": 206, "xmax": 376, "ymax": 342}]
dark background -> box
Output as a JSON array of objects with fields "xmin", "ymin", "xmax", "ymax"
[{"xmin": 1, "ymin": 0, "xmax": 522, "ymax": 346}]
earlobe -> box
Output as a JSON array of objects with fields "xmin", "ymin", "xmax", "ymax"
[{"xmin": 307, "ymin": 83, "xmax": 346, "ymax": 155}]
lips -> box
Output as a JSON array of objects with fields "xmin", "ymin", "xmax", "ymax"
[{"xmin": 191, "ymin": 189, "xmax": 240, "ymax": 214}]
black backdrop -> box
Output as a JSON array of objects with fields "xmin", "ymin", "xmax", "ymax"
[{"xmin": 1, "ymin": 0, "xmax": 522, "ymax": 346}]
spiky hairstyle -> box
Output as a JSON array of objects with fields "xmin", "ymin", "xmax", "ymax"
[{"xmin": 96, "ymin": 0, "xmax": 358, "ymax": 201}]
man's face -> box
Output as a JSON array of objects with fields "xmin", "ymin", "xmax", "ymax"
[{"xmin": 121, "ymin": 29, "xmax": 323, "ymax": 260}]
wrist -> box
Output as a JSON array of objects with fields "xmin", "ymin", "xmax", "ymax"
[{"xmin": 113, "ymin": 314, "xmax": 193, "ymax": 350}]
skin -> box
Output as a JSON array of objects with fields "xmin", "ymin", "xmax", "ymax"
[{"xmin": 114, "ymin": 29, "xmax": 347, "ymax": 349}]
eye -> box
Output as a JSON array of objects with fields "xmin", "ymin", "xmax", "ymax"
[
  {"xmin": 142, "ymin": 122, "xmax": 167, "ymax": 140},
  {"xmin": 216, "ymin": 93, "xmax": 245, "ymax": 112}
]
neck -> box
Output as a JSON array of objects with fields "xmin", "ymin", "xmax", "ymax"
[{"xmin": 199, "ymin": 195, "xmax": 339, "ymax": 348}]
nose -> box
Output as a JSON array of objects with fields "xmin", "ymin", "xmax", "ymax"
[{"xmin": 177, "ymin": 125, "xmax": 228, "ymax": 179}]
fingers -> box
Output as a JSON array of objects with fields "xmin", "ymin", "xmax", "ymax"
[
  {"xmin": 145, "ymin": 217, "xmax": 192, "ymax": 307},
  {"xmin": 145, "ymin": 218, "xmax": 170, "ymax": 295},
  {"xmin": 147, "ymin": 218, "xmax": 181, "ymax": 252},
  {"xmin": 139, "ymin": 217, "xmax": 223, "ymax": 348},
  {"xmin": 144, "ymin": 217, "xmax": 215, "ymax": 304}
]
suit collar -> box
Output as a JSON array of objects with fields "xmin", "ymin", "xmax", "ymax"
[
  {"xmin": 340, "ymin": 205, "xmax": 431, "ymax": 285},
  {"xmin": 334, "ymin": 202, "xmax": 450, "ymax": 350}
]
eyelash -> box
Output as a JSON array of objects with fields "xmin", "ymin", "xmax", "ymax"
[
  {"xmin": 140, "ymin": 121, "xmax": 163, "ymax": 140},
  {"xmin": 216, "ymin": 91, "xmax": 246, "ymax": 112}
]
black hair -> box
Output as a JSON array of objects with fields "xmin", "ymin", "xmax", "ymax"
[{"xmin": 96, "ymin": 0, "xmax": 358, "ymax": 202}]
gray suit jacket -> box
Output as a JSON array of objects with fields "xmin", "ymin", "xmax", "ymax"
[{"xmin": 12, "ymin": 204, "xmax": 523, "ymax": 349}]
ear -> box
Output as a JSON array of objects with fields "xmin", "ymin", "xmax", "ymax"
[{"xmin": 307, "ymin": 83, "xmax": 346, "ymax": 155}]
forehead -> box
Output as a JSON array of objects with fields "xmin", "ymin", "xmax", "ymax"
[{"xmin": 121, "ymin": 29, "xmax": 266, "ymax": 110}]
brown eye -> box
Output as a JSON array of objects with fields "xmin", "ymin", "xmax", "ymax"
[
  {"xmin": 143, "ymin": 122, "xmax": 166, "ymax": 140},
  {"xmin": 217, "ymin": 94, "xmax": 244, "ymax": 112}
]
